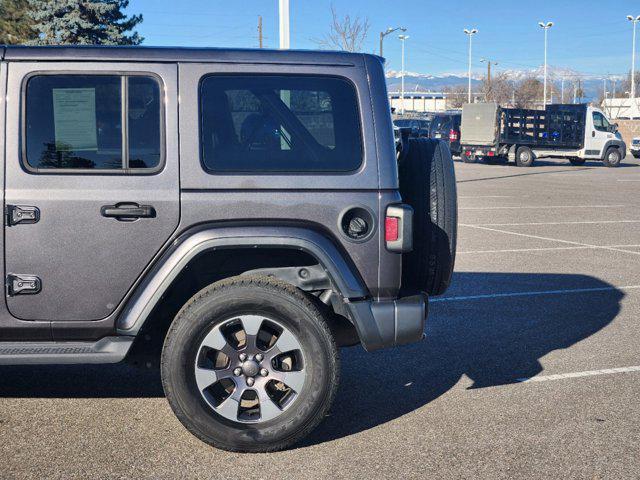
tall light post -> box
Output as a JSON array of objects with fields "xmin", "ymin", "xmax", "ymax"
[
  {"xmin": 279, "ymin": 0, "xmax": 290, "ymax": 49},
  {"xmin": 539, "ymin": 21, "xmax": 553, "ymax": 106},
  {"xmin": 627, "ymin": 15, "xmax": 640, "ymax": 99},
  {"xmin": 399, "ymin": 34, "xmax": 410, "ymax": 114},
  {"xmin": 464, "ymin": 28, "xmax": 478, "ymax": 104},
  {"xmin": 379, "ymin": 26, "xmax": 406, "ymax": 57}
]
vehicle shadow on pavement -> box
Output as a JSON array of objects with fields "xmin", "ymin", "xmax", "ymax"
[
  {"xmin": 0, "ymin": 272, "xmax": 624, "ymax": 445},
  {"xmin": 302, "ymin": 272, "xmax": 623, "ymax": 446}
]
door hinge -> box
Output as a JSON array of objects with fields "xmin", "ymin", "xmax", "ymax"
[
  {"xmin": 6, "ymin": 274, "xmax": 42, "ymax": 296},
  {"xmin": 5, "ymin": 205, "xmax": 40, "ymax": 226}
]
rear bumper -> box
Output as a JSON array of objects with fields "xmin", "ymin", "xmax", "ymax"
[
  {"xmin": 346, "ymin": 294, "xmax": 427, "ymax": 351},
  {"xmin": 462, "ymin": 145, "xmax": 497, "ymax": 159}
]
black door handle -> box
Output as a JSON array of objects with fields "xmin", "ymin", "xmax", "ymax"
[{"xmin": 101, "ymin": 203, "xmax": 156, "ymax": 220}]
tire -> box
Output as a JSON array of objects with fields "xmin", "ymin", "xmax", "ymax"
[
  {"xmin": 462, "ymin": 154, "xmax": 477, "ymax": 163},
  {"xmin": 603, "ymin": 147, "xmax": 622, "ymax": 168},
  {"xmin": 569, "ymin": 157, "xmax": 586, "ymax": 166},
  {"xmin": 161, "ymin": 275, "xmax": 339, "ymax": 453},
  {"xmin": 398, "ymin": 138, "xmax": 457, "ymax": 296},
  {"xmin": 515, "ymin": 146, "xmax": 535, "ymax": 167},
  {"xmin": 632, "ymin": 151, "xmax": 640, "ymax": 159}
]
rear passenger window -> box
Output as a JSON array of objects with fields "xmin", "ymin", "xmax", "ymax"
[
  {"xmin": 199, "ymin": 75, "xmax": 362, "ymax": 173},
  {"xmin": 24, "ymin": 74, "xmax": 162, "ymax": 171}
]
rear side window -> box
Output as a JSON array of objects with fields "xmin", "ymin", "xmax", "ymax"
[
  {"xmin": 24, "ymin": 74, "xmax": 162, "ymax": 171},
  {"xmin": 199, "ymin": 75, "xmax": 362, "ymax": 173}
]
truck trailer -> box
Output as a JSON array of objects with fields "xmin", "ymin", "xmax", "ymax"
[{"xmin": 460, "ymin": 102, "xmax": 626, "ymax": 167}]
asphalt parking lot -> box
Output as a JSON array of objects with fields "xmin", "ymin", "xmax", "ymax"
[{"xmin": 1, "ymin": 157, "xmax": 640, "ymax": 479}]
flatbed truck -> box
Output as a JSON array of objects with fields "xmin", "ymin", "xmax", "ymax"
[{"xmin": 460, "ymin": 102, "xmax": 626, "ymax": 167}]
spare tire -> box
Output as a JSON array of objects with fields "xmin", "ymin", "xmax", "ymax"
[{"xmin": 398, "ymin": 138, "xmax": 457, "ymax": 296}]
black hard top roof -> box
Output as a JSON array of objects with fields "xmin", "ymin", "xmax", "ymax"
[{"xmin": 1, "ymin": 45, "xmax": 377, "ymax": 66}]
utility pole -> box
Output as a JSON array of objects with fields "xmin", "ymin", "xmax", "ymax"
[
  {"xmin": 539, "ymin": 21, "xmax": 554, "ymax": 107},
  {"xmin": 577, "ymin": 78, "xmax": 582, "ymax": 103},
  {"xmin": 399, "ymin": 34, "xmax": 409, "ymax": 114},
  {"xmin": 561, "ymin": 76, "xmax": 565, "ymax": 103},
  {"xmin": 379, "ymin": 26, "xmax": 406, "ymax": 57},
  {"xmin": 464, "ymin": 28, "xmax": 478, "ymax": 104},
  {"xmin": 627, "ymin": 15, "xmax": 640, "ymax": 99},
  {"xmin": 258, "ymin": 15, "xmax": 263, "ymax": 48},
  {"xmin": 481, "ymin": 58, "xmax": 498, "ymax": 99},
  {"xmin": 279, "ymin": 0, "xmax": 290, "ymax": 49}
]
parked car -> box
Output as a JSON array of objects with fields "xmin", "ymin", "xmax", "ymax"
[
  {"xmin": 631, "ymin": 138, "xmax": 640, "ymax": 158},
  {"xmin": 0, "ymin": 45, "xmax": 458, "ymax": 453},
  {"xmin": 429, "ymin": 112, "xmax": 462, "ymax": 156},
  {"xmin": 393, "ymin": 117, "xmax": 431, "ymax": 138}
]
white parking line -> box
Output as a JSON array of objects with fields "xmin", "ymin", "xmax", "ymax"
[
  {"xmin": 460, "ymin": 224, "xmax": 640, "ymax": 256},
  {"xmin": 430, "ymin": 285, "xmax": 640, "ymax": 302},
  {"xmin": 457, "ymin": 244, "xmax": 640, "ymax": 254},
  {"xmin": 462, "ymin": 220, "xmax": 640, "ymax": 227},
  {"xmin": 459, "ymin": 205, "xmax": 626, "ymax": 210},
  {"xmin": 517, "ymin": 366, "xmax": 640, "ymax": 383},
  {"xmin": 618, "ymin": 179, "xmax": 640, "ymax": 182},
  {"xmin": 459, "ymin": 195, "xmax": 528, "ymax": 199}
]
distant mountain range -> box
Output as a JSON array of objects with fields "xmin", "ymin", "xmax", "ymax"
[{"xmin": 385, "ymin": 66, "xmax": 626, "ymax": 102}]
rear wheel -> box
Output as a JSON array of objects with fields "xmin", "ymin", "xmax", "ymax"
[
  {"xmin": 603, "ymin": 147, "xmax": 622, "ymax": 167},
  {"xmin": 515, "ymin": 146, "xmax": 535, "ymax": 167},
  {"xmin": 161, "ymin": 275, "xmax": 339, "ymax": 453},
  {"xmin": 569, "ymin": 157, "xmax": 586, "ymax": 166},
  {"xmin": 462, "ymin": 154, "xmax": 477, "ymax": 163}
]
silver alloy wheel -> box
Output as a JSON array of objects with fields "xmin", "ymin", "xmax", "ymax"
[
  {"xmin": 194, "ymin": 314, "xmax": 306, "ymax": 423},
  {"xmin": 608, "ymin": 151, "xmax": 619, "ymax": 162}
]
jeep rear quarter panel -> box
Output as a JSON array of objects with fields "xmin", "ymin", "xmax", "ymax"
[{"xmin": 176, "ymin": 54, "xmax": 401, "ymax": 300}]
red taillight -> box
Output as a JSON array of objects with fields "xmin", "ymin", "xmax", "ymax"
[
  {"xmin": 385, "ymin": 217, "xmax": 399, "ymax": 242},
  {"xmin": 488, "ymin": 151, "xmax": 495, "ymax": 157},
  {"xmin": 449, "ymin": 129, "xmax": 459, "ymax": 141},
  {"xmin": 465, "ymin": 150, "xmax": 471, "ymax": 156}
]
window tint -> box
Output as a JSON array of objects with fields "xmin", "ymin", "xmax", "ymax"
[
  {"xmin": 25, "ymin": 74, "xmax": 162, "ymax": 171},
  {"xmin": 128, "ymin": 77, "xmax": 162, "ymax": 168},
  {"xmin": 200, "ymin": 75, "xmax": 362, "ymax": 173}
]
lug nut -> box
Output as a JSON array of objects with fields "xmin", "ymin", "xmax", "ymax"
[
  {"xmin": 246, "ymin": 377, "xmax": 255, "ymax": 387},
  {"xmin": 239, "ymin": 353, "xmax": 247, "ymax": 361},
  {"xmin": 233, "ymin": 367, "xmax": 242, "ymax": 376},
  {"xmin": 260, "ymin": 368, "xmax": 269, "ymax": 377},
  {"xmin": 255, "ymin": 353, "xmax": 264, "ymax": 362}
]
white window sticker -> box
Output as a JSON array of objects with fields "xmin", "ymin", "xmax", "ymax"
[{"xmin": 52, "ymin": 88, "xmax": 97, "ymax": 151}]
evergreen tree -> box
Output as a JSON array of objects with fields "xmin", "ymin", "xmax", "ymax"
[
  {"xmin": 0, "ymin": 0, "xmax": 37, "ymax": 44},
  {"xmin": 27, "ymin": 0, "xmax": 143, "ymax": 45}
]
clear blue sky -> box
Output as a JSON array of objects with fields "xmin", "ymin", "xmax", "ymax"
[{"xmin": 128, "ymin": 0, "xmax": 639, "ymax": 76}]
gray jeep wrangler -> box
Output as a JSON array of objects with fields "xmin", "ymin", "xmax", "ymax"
[{"xmin": 0, "ymin": 46, "xmax": 457, "ymax": 452}]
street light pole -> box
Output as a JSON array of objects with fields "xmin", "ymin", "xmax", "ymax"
[
  {"xmin": 379, "ymin": 26, "xmax": 406, "ymax": 57},
  {"xmin": 399, "ymin": 34, "xmax": 409, "ymax": 114},
  {"xmin": 279, "ymin": 0, "xmax": 290, "ymax": 49},
  {"xmin": 627, "ymin": 15, "xmax": 640, "ymax": 99},
  {"xmin": 539, "ymin": 21, "xmax": 553, "ymax": 107},
  {"xmin": 464, "ymin": 28, "xmax": 478, "ymax": 104}
]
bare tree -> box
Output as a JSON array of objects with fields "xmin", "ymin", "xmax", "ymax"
[
  {"xmin": 480, "ymin": 72, "xmax": 514, "ymax": 106},
  {"xmin": 314, "ymin": 4, "xmax": 370, "ymax": 52},
  {"xmin": 443, "ymin": 85, "xmax": 467, "ymax": 109},
  {"xmin": 512, "ymin": 77, "xmax": 543, "ymax": 108}
]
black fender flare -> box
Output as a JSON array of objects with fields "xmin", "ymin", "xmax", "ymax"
[
  {"xmin": 601, "ymin": 140, "xmax": 627, "ymax": 160},
  {"xmin": 116, "ymin": 225, "xmax": 368, "ymax": 335}
]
